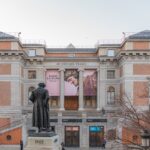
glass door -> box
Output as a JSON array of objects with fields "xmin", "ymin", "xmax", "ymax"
[
  {"xmin": 65, "ymin": 126, "xmax": 80, "ymax": 147},
  {"xmin": 89, "ymin": 126, "xmax": 104, "ymax": 147}
]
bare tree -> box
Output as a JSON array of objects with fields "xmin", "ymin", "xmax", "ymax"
[{"xmin": 114, "ymin": 94, "xmax": 150, "ymax": 150}]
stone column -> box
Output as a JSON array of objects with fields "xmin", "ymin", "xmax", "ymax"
[
  {"xmin": 59, "ymin": 68, "xmax": 65, "ymax": 110},
  {"xmin": 78, "ymin": 68, "xmax": 84, "ymax": 111},
  {"xmin": 97, "ymin": 69, "xmax": 100, "ymax": 111}
]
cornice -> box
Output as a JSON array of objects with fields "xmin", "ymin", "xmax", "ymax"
[
  {"xmin": 99, "ymin": 56, "xmax": 117, "ymax": 63},
  {"xmin": 116, "ymin": 50, "xmax": 150, "ymax": 61},
  {"xmin": 26, "ymin": 56, "xmax": 44, "ymax": 62},
  {"xmin": 0, "ymin": 50, "xmax": 45, "ymax": 63},
  {"xmin": 0, "ymin": 50, "xmax": 28, "ymax": 60}
]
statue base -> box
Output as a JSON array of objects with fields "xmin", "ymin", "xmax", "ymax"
[{"xmin": 25, "ymin": 131, "xmax": 61, "ymax": 150}]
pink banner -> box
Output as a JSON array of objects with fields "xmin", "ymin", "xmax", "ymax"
[
  {"xmin": 64, "ymin": 69, "xmax": 79, "ymax": 96},
  {"xmin": 83, "ymin": 70, "xmax": 97, "ymax": 96},
  {"xmin": 46, "ymin": 70, "xmax": 60, "ymax": 96}
]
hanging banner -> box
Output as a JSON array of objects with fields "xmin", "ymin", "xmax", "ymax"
[
  {"xmin": 83, "ymin": 70, "xmax": 97, "ymax": 96},
  {"xmin": 64, "ymin": 69, "xmax": 79, "ymax": 96},
  {"xmin": 46, "ymin": 70, "xmax": 60, "ymax": 96}
]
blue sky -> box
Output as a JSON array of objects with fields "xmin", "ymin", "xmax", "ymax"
[{"xmin": 0, "ymin": 0, "xmax": 150, "ymax": 47}]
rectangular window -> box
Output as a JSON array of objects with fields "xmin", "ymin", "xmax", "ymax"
[
  {"xmin": 49, "ymin": 96, "xmax": 59, "ymax": 108},
  {"xmin": 84, "ymin": 96, "xmax": 96, "ymax": 108},
  {"xmin": 107, "ymin": 50, "xmax": 115, "ymax": 56},
  {"xmin": 107, "ymin": 70, "xmax": 115, "ymax": 79},
  {"xmin": 28, "ymin": 70, "xmax": 36, "ymax": 79},
  {"xmin": 28, "ymin": 50, "xmax": 36, "ymax": 56}
]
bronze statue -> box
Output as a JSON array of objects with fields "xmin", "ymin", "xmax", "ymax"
[{"xmin": 29, "ymin": 83, "xmax": 50, "ymax": 131}]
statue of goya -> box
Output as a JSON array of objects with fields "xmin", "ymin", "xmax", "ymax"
[{"xmin": 29, "ymin": 83, "xmax": 50, "ymax": 132}]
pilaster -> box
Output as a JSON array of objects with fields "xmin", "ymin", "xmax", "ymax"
[
  {"xmin": 97, "ymin": 69, "xmax": 100, "ymax": 111},
  {"xmin": 59, "ymin": 68, "xmax": 65, "ymax": 111},
  {"xmin": 78, "ymin": 68, "xmax": 84, "ymax": 111}
]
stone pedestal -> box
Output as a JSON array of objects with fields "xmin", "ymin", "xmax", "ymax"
[{"xmin": 25, "ymin": 131, "xmax": 61, "ymax": 150}]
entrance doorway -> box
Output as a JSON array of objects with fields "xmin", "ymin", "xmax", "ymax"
[
  {"xmin": 65, "ymin": 126, "xmax": 80, "ymax": 147},
  {"xmin": 89, "ymin": 126, "xmax": 104, "ymax": 147},
  {"xmin": 64, "ymin": 96, "xmax": 78, "ymax": 110}
]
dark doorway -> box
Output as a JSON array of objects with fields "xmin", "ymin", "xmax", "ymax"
[
  {"xmin": 65, "ymin": 96, "xmax": 78, "ymax": 110},
  {"xmin": 89, "ymin": 126, "xmax": 104, "ymax": 147},
  {"xmin": 65, "ymin": 126, "xmax": 80, "ymax": 147}
]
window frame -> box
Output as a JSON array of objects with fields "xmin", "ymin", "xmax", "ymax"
[
  {"xmin": 107, "ymin": 70, "xmax": 115, "ymax": 79},
  {"xmin": 28, "ymin": 49, "xmax": 36, "ymax": 57},
  {"xmin": 107, "ymin": 50, "xmax": 115, "ymax": 57},
  {"xmin": 28, "ymin": 70, "xmax": 36, "ymax": 79},
  {"xmin": 107, "ymin": 86, "xmax": 115, "ymax": 105}
]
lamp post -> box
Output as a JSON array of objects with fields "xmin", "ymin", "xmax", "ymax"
[{"xmin": 141, "ymin": 130, "xmax": 150, "ymax": 150}]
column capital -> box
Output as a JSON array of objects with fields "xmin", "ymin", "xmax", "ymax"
[
  {"xmin": 59, "ymin": 68, "xmax": 65, "ymax": 72},
  {"xmin": 97, "ymin": 68, "xmax": 100, "ymax": 72},
  {"xmin": 78, "ymin": 68, "xmax": 84, "ymax": 72}
]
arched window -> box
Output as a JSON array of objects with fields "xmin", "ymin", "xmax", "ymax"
[
  {"xmin": 28, "ymin": 86, "xmax": 35, "ymax": 104},
  {"xmin": 107, "ymin": 86, "xmax": 115, "ymax": 105}
]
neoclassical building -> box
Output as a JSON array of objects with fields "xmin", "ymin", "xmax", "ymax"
[{"xmin": 0, "ymin": 30, "xmax": 150, "ymax": 149}]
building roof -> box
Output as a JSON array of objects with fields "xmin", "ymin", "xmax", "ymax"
[
  {"xmin": 128, "ymin": 30, "xmax": 150, "ymax": 39},
  {"xmin": 98, "ymin": 44, "xmax": 121, "ymax": 48},
  {"xmin": 0, "ymin": 32, "xmax": 17, "ymax": 40},
  {"xmin": 66, "ymin": 43, "xmax": 76, "ymax": 48},
  {"xmin": 46, "ymin": 48, "xmax": 97, "ymax": 53}
]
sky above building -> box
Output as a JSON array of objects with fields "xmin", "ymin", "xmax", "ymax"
[{"xmin": 0, "ymin": 0, "xmax": 150, "ymax": 47}]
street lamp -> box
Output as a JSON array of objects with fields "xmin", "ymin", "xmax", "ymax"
[{"xmin": 141, "ymin": 130, "xmax": 150, "ymax": 150}]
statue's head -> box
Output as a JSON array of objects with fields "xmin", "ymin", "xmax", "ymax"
[{"xmin": 38, "ymin": 82, "xmax": 46, "ymax": 88}]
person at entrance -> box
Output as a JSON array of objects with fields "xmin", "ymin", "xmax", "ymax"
[
  {"xmin": 102, "ymin": 138, "xmax": 106, "ymax": 149},
  {"xmin": 61, "ymin": 142, "xmax": 65, "ymax": 150}
]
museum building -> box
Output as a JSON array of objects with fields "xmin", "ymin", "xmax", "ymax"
[{"xmin": 0, "ymin": 30, "xmax": 150, "ymax": 149}]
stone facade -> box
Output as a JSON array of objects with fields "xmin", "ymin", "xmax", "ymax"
[{"xmin": 0, "ymin": 30, "xmax": 150, "ymax": 149}]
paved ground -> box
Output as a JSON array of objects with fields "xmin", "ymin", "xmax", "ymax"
[
  {"xmin": 0, "ymin": 142, "xmax": 123, "ymax": 150},
  {"xmin": 64, "ymin": 148, "xmax": 122, "ymax": 150},
  {"xmin": 65, "ymin": 148, "xmax": 109, "ymax": 150}
]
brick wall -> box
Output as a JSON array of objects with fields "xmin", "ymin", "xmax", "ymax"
[
  {"xmin": 133, "ymin": 41, "xmax": 149, "ymax": 49},
  {"xmin": 0, "ymin": 127, "xmax": 22, "ymax": 144},
  {"xmin": 0, "ymin": 64, "xmax": 11, "ymax": 75},
  {"xmin": 0, "ymin": 81, "xmax": 11, "ymax": 106},
  {"xmin": 0, "ymin": 42, "xmax": 11, "ymax": 50},
  {"xmin": 122, "ymin": 127, "xmax": 141, "ymax": 145},
  {"xmin": 133, "ymin": 64, "xmax": 150, "ymax": 75},
  {"xmin": 133, "ymin": 81, "xmax": 149, "ymax": 105},
  {"xmin": 0, "ymin": 118, "xmax": 10, "ymax": 128}
]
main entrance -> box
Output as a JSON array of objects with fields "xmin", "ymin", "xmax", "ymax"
[
  {"xmin": 89, "ymin": 126, "xmax": 104, "ymax": 147},
  {"xmin": 65, "ymin": 126, "xmax": 80, "ymax": 147},
  {"xmin": 64, "ymin": 96, "xmax": 78, "ymax": 110}
]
